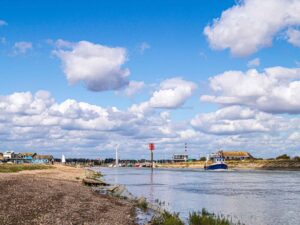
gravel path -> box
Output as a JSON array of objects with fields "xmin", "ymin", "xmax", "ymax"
[{"xmin": 0, "ymin": 166, "xmax": 136, "ymax": 225}]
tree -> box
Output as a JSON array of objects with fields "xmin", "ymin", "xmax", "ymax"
[
  {"xmin": 276, "ymin": 154, "xmax": 290, "ymax": 160},
  {"xmin": 293, "ymin": 156, "xmax": 300, "ymax": 161},
  {"xmin": 199, "ymin": 156, "xmax": 206, "ymax": 161}
]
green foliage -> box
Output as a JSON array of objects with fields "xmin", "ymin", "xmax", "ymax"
[
  {"xmin": 151, "ymin": 211, "xmax": 184, "ymax": 225},
  {"xmin": 293, "ymin": 156, "xmax": 300, "ymax": 161},
  {"xmin": 188, "ymin": 209, "xmax": 243, "ymax": 225},
  {"xmin": 276, "ymin": 154, "xmax": 290, "ymax": 160},
  {"xmin": 151, "ymin": 209, "xmax": 243, "ymax": 225},
  {"xmin": 199, "ymin": 157, "xmax": 207, "ymax": 161},
  {"xmin": 136, "ymin": 199, "xmax": 148, "ymax": 212},
  {"xmin": 0, "ymin": 164, "xmax": 52, "ymax": 173}
]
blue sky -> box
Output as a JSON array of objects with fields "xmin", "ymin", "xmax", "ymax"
[{"xmin": 1, "ymin": 0, "xmax": 300, "ymax": 159}]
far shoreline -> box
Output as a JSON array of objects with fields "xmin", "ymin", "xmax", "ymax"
[{"xmin": 154, "ymin": 159, "xmax": 300, "ymax": 171}]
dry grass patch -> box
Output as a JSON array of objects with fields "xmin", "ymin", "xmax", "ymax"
[{"xmin": 0, "ymin": 164, "xmax": 53, "ymax": 173}]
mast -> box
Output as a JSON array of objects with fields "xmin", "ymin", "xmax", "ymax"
[{"xmin": 115, "ymin": 144, "xmax": 119, "ymax": 167}]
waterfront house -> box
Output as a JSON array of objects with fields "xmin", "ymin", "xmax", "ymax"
[
  {"xmin": 173, "ymin": 154, "xmax": 189, "ymax": 162},
  {"xmin": 3, "ymin": 151, "xmax": 15, "ymax": 159},
  {"xmin": 17, "ymin": 152, "xmax": 37, "ymax": 160},
  {"xmin": 213, "ymin": 151, "xmax": 253, "ymax": 160},
  {"xmin": 33, "ymin": 155, "xmax": 54, "ymax": 164}
]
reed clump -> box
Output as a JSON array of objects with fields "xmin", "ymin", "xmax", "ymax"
[
  {"xmin": 151, "ymin": 211, "xmax": 184, "ymax": 225},
  {"xmin": 189, "ymin": 208, "xmax": 243, "ymax": 225},
  {"xmin": 150, "ymin": 208, "xmax": 243, "ymax": 225},
  {"xmin": 136, "ymin": 198, "xmax": 148, "ymax": 212}
]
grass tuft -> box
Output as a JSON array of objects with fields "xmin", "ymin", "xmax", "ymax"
[
  {"xmin": 151, "ymin": 211, "xmax": 184, "ymax": 225},
  {"xmin": 150, "ymin": 208, "xmax": 243, "ymax": 225},
  {"xmin": 136, "ymin": 199, "xmax": 148, "ymax": 212},
  {"xmin": 188, "ymin": 209, "xmax": 243, "ymax": 225}
]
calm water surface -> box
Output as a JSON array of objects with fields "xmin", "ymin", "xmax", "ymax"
[{"xmin": 97, "ymin": 168, "xmax": 300, "ymax": 225}]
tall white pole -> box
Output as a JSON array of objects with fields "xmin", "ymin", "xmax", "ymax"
[{"xmin": 115, "ymin": 144, "xmax": 119, "ymax": 167}]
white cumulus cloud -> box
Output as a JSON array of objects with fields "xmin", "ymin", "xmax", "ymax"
[
  {"xmin": 54, "ymin": 40, "xmax": 130, "ymax": 91},
  {"xmin": 191, "ymin": 106, "xmax": 270, "ymax": 135},
  {"xmin": 204, "ymin": 0, "xmax": 300, "ymax": 56},
  {"xmin": 149, "ymin": 77, "xmax": 197, "ymax": 109},
  {"xmin": 1, "ymin": 90, "xmax": 300, "ymax": 157},
  {"xmin": 286, "ymin": 28, "xmax": 300, "ymax": 47},
  {"xmin": 201, "ymin": 66, "xmax": 300, "ymax": 114},
  {"xmin": 124, "ymin": 81, "xmax": 145, "ymax": 96}
]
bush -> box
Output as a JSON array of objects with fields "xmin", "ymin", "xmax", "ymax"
[
  {"xmin": 137, "ymin": 200, "xmax": 148, "ymax": 212},
  {"xmin": 276, "ymin": 154, "xmax": 290, "ymax": 160},
  {"xmin": 199, "ymin": 157, "xmax": 207, "ymax": 161},
  {"xmin": 151, "ymin": 211, "xmax": 184, "ymax": 225},
  {"xmin": 293, "ymin": 156, "xmax": 300, "ymax": 161},
  {"xmin": 151, "ymin": 209, "xmax": 243, "ymax": 225},
  {"xmin": 189, "ymin": 209, "xmax": 243, "ymax": 225}
]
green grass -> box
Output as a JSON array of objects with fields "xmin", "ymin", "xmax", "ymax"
[
  {"xmin": 150, "ymin": 209, "xmax": 243, "ymax": 225},
  {"xmin": 151, "ymin": 211, "xmax": 184, "ymax": 225},
  {"xmin": 0, "ymin": 164, "xmax": 53, "ymax": 173},
  {"xmin": 188, "ymin": 209, "xmax": 243, "ymax": 225}
]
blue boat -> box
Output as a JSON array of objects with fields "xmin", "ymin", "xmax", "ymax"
[{"xmin": 204, "ymin": 154, "xmax": 228, "ymax": 170}]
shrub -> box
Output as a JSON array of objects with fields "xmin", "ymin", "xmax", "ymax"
[
  {"xmin": 293, "ymin": 156, "xmax": 300, "ymax": 161},
  {"xmin": 137, "ymin": 200, "xmax": 148, "ymax": 212},
  {"xmin": 151, "ymin": 211, "xmax": 184, "ymax": 225},
  {"xmin": 188, "ymin": 209, "xmax": 243, "ymax": 225},
  {"xmin": 276, "ymin": 154, "xmax": 290, "ymax": 160}
]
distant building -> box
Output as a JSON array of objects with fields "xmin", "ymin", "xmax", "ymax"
[
  {"xmin": 212, "ymin": 151, "xmax": 253, "ymax": 161},
  {"xmin": 17, "ymin": 152, "xmax": 37, "ymax": 160},
  {"xmin": 173, "ymin": 154, "xmax": 188, "ymax": 162},
  {"xmin": 3, "ymin": 151, "xmax": 15, "ymax": 159},
  {"xmin": 0, "ymin": 151, "xmax": 54, "ymax": 164},
  {"xmin": 33, "ymin": 155, "xmax": 54, "ymax": 164}
]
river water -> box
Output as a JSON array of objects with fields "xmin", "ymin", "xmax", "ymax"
[{"xmin": 96, "ymin": 167, "xmax": 300, "ymax": 225}]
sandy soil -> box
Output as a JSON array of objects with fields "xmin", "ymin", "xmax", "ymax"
[{"xmin": 0, "ymin": 165, "xmax": 136, "ymax": 225}]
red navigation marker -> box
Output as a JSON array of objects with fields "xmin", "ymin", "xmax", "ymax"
[{"xmin": 149, "ymin": 143, "xmax": 155, "ymax": 151}]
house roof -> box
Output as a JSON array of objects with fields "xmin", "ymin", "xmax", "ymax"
[
  {"xmin": 219, "ymin": 151, "xmax": 252, "ymax": 158},
  {"xmin": 34, "ymin": 155, "xmax": 53, "ymax": 160},
  {"xmin": 4, "ymin": 151, "xmax": 14, "ymax": 154},
  {"xmin": 20, "ymin": 152, "xmax": 36, "ymax": 157}
]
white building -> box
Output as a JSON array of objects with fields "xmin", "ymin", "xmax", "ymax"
[
  {"xmin": 173, "ymin": 154, "xmax": 188, "ymax": 162},
  {"xmin": 3, "ymin": 151, "xmax": 15, "ymax": 159}
]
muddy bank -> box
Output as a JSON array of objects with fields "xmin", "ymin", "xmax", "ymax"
[
  {"xmin": 156, "ymin": 159, "xmax": 300, "ymax": 170},
  {"xmin": 0, "ymin": 165, "xmax": 135, "ymax": 225}
]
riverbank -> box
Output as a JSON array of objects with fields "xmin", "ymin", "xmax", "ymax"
[
  {"xmin": 156, "ymin": 159, "xmax": 300, "ymax": 170},
  {"xmin": 0, "ymin": 164, "xmax": 136, "ymax": 225}
]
